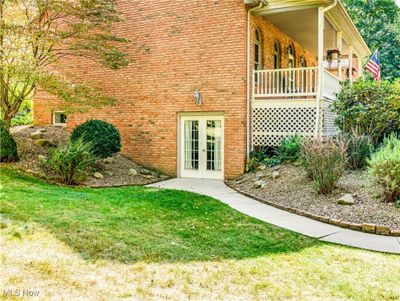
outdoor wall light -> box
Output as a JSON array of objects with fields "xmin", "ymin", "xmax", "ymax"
[{"xmin": 194, "ymin": 90, "xmax": 202, "ymax": 105}]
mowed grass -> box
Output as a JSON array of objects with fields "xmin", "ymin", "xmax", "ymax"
[
  {"xmin": 0, "ymin": 168, "xmax": 316, "ymax": 263},
  {"xmin": 1, "ymin": 168, "xmax": 400, "ymax": 301}
]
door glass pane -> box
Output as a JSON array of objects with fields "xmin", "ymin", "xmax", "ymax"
[
  {"xmin": 206, "ymin": 120, "xmax": 222, "ymax": 171},
  {"xmin": 184, "ymin": 120, "xmax": 199, "ymax": 170}
]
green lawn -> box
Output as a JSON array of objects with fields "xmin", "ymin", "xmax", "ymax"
[
  {"xmin": 1, "ymin": 167, "xmax": 400, "ymax": 301},
  {"xmin": 0, "ymin": 168, "xmax": 316, "ymax": 263}
]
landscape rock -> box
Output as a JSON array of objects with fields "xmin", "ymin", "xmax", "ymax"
[
  {"xmin": 38, "ymin": 128, "xmax": 47, "ymax": 133},
  {"xmin": 30, "ymin": 131, "xmax": 43, "ymax": 139},
  {"xmin": 271, "ymin": 171, "xmax": 280, "ymax": 179},
  {"xmin": 235, "ymin": 178, "xmax": 246, "ymax": 184},
  {"xmin": 37, "ymin": 155, "xmax": 47, "ymax": 163},
  {"xmin": 93, "ymin": 172, "xmax": 104, "ymax": 179},
  {"xmin": 129, "ymin": 168, "xmax": 138, "ymax": 176},
  {"xmin": 270, "ymin": 165, "xmax": 281, "ymax": 172},
  {"xmin": 35, "ymin": 139, "xmax": 54, "ymax": 147},
  {"xmin": 142, "ymin": 174, "xmax": 155, "ymax": 179},
  {"xmin": 257, "ymin": 165, "xmax": 267, "ymax": 171},
  {"xmin": 104, "ymin": 157, "xmax": 114, "ymax": 164},
  {"xmin": 104, "ymin": 171, "xmax": 114, "ymax": 177},
  {"xmin": 140, "ymin": 168, "xmax": 152, "ymax": 175},
  {"xmin": 254, "ymin": 180, "xmax": 267, "ymax": 189},
  {"xmin": 255, "ymin": 171, "xmax": 265, "ymax": 179},
  {"xmin": 337, "ymin": 194, "xmax": 355, "ymax": 205}
]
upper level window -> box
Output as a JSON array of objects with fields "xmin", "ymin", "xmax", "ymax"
[
  {"xmin": 254, "ymin": 29, "xmax": 263, "ymax": 72},
  {"xmin": 273, "ymin": 41, "xmax": 281, "ymax": 69},
  {"xmin": 287, "ymin": 44, "xmax": 295, "ymax": 68},
  {"xmin": 299, "ymin": 55, "xmax": 307, "ymax": 67},
  {"xmin": 53, "ymin": 111, "xmax": 67, "ymax": 126}
]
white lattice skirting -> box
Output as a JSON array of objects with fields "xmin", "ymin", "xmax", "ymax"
[{"xmin": 252, "ymin": 99, "xmax": 337, "ymax": 147}]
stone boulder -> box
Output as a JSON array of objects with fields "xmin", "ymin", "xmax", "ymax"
[
  {"xmin": 129, "ymin": 168, "xmax": 138, "ymax": 176},
  {"xmin": 37, "ymin": 155, "xmax": 47, "ymax": 163},
  {"xmin": 35, "ymin": 139, "xmax": 54, "ymax": 147},
  {"xmin": 271, "ymin": 171, "xmax": 280, "ymax": 179},
  {"xmin": 30, "ymin": 131, "xmax": 43, "ymax": 139},
  {"xmin": 93, "ymin": 172, "xmax": 104, "ymax": 179},
  {"xmin": 140, "ymin": 168, "xmax": 152, "ymax": 175},
  {"xmin": 337, "ymin": 194, "xmax": 355, "ymax": 205},
  {"xmin": 254, "ymin": 179, "xmax": 267, "ymax": 189},
  {"xmin": 103, "ymin": 157, "xmax": 114, "ymax": 164}
]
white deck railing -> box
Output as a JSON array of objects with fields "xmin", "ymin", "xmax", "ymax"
[{"xmin": 253, "ymin": 67, "xmax": 318, "ymax": 98}]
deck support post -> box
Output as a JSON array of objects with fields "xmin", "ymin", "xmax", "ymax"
[
  {"xmin": 349, "ymin": 45, "xmax": 353, "ymax": 82},
  {"xmin": 336, "ymin": 31, "xmax": 343, "ymax": 80},
  {"xmin": 315, "ymin": 6, "xmax": 325, "ymax": 137}
]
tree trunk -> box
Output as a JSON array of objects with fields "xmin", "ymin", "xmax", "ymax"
[{"xmin": 1, "ymin": 111, "xmax": 12, "ymax": 132}]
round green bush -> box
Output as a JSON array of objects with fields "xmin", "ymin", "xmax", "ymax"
[
  {"xmin": 70, "ymin": 119, "xmax": 121, "ymax": 158},
  {"xmin": 0, "ymin": 120, "xmax": 19, "ymax": 162}
]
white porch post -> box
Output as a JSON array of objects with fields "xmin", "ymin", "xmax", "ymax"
[
  {"xmin": 348, "ymin": 45, "xmax": 353, "ymax": 82},
  {"xmin": 336, "ymin": 31, "xmax": 343, "ymax": 80},
  {"xmin": 315, "ymin": 6, "xmax": 324, "ymax": 137}
]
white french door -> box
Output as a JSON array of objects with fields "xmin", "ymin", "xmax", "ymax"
[{"xmin": 180, "ymin": 115, "xmax": 224, "ymax": 179}]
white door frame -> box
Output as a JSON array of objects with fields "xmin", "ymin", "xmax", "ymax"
[{"xmin": 178, "ymin": 113, "xmax": 224, "ymax": 180}]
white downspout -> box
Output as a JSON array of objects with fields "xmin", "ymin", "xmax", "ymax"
[
  {"xmin": 315, "ymin": 0, "xmax": 337, "ymax": 137},
  {"xmin": 246, "ymin": 1, "xmax": 266, "ymax": 157}
]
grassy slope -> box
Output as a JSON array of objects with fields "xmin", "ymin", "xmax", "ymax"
[{"xmin": 1, "ymin": 168, "xmax": 400, "ymax": 300}]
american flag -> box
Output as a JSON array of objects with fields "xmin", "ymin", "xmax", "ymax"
[{"xmin": 365, "ymin": 50, "xmax": 381, "ymax": 80}]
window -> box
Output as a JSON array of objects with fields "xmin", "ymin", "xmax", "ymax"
[
  {"xmin": 254, "ymin": 29, "xmax": 263, "ymax": 82},
  {"xmin": 287, "ymin": 44, "xmax": 295, "ymax": 68},
  {"xmin": 299, "ymin": 55, "xmax": 307, "ymax": 67},
  {"xmin": 53, "ymin": 111, "xmax": 67, "ymax": 126},
  {"xmin": 273, "ymin": 41, "xmax": 281, "ymax": 69}
]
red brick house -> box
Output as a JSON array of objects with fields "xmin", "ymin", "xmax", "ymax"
[{"xmin": 33, "ymin": 0, "xmax": 370, "ymax": 180}]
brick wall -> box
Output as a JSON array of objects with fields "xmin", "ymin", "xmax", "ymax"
[
  {"xmin": 34, "ymin": 1, "xmax": 318, "ymax": 179},
  {"xmin": 34, "ymin": 0, "xmax": 248, "ymax": 179},
  {"xmin": 250, "ymin": 15, "xmax": 317, "ymax": 70}
]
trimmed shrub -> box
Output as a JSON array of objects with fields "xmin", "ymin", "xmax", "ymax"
[
  {"xmin": 276, "ymin": 135, "xmax": 302, "ymax": 162},
  {"xmin": 345, "ymin": 134, "xmax": 374, "ymax": 170},
  {"xmin": 301, "ymin": 138, "xmax": 347, "ymax": 194},
  {"xmin": 71, "ymin": 119, "xmax": 121, "ymax": 158},
  {"xmin": 46, "ymin": 138, "xmax": 95, "ymax": 184},
  {"xmin": 0, "ymin": 120, "xmax": 19, "ymax": 162},
  {"xmin": 368, "ymin": 134, "xmax": 400, "ymax": 203}
]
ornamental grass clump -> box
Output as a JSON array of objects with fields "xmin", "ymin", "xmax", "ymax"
[
  {"xmin": 345, "ymin": 134, "xmax": 374, "ymax": 170},
  {"xmin": 301, "ymin": 138, "xmax": 347, "ymax": 194},
  {"xmin": 368, "ymin": 134, "xmax": 400, "ymax": 203},
  {"xmin": 46, "ymin": 138, "xmax": 96, "ymax": 185}
]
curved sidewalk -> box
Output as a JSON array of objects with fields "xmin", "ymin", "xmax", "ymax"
[{"xmin": 149, "ymin": 178, "xmax": 400, "ymax": 254}]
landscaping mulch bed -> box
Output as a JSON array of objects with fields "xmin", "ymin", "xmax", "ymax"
[
  {"xmin": 227, "ymin": 164, "xmax": 400, "ymax": 232},
  {"xmin": 6, "ymin": 125, "xmax": 168, "ymax": 187}
]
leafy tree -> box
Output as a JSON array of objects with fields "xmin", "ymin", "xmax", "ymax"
[
  {"xmin": 0, "ymin": 0, "xmax": 129, "ymax": 130},
  {"xmin": 342, "ymin": 0, "xmax": 400, "ymax": 81},
  {"xmin": 331, "ymin": 78, "xmax": 400, "ymax": 145}
]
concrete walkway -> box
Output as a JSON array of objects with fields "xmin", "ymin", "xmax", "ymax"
[{"xmin": 149, "ymin": 178, "xmax": 400, "ymax": 254}]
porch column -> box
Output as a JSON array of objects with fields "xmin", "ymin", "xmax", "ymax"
[
  {"xmin": 315, "ymin": 6, "xmax": 325, "ymax": 137},
  {"xmin": 348, "ymin": 45, "xmax": 353, "ymax": 82},
  {"xmin": 336, "ymin": 31, "xmax": 343, "ymax": 80}
]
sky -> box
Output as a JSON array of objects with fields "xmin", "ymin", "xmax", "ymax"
[{"xmin": 397, "ymin": 0, "xmax": 400, "ymax": 6}]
